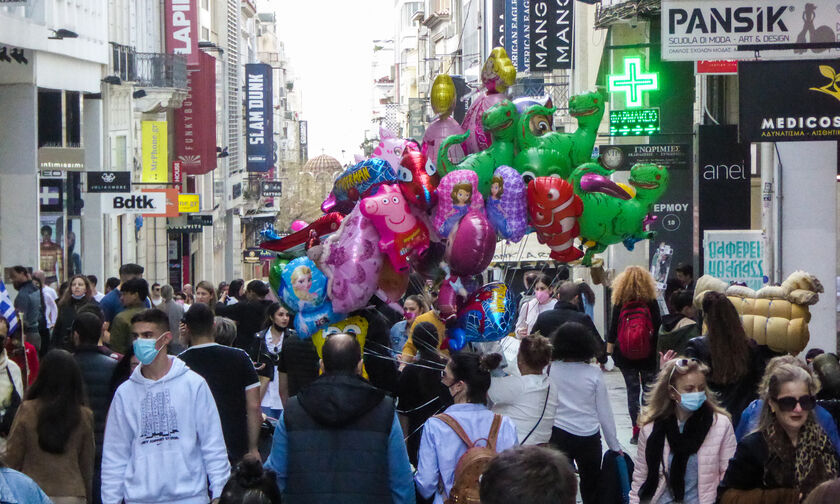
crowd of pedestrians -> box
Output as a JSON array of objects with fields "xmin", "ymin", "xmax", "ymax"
[{"xmin": 0, "ymin": 260, "xmax": 838, "ymax": 503}]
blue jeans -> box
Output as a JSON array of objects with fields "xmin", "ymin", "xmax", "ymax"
[{"xmin": 261, "ymin": 407, "xmax": 282, "ymax": 420}]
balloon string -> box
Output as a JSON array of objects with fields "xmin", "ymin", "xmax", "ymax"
[
  {"xmin": 396, "ymin": 395, "xmax": 441, "ymax": 414},
  {"xmin": 402, "ymin": 402, "xmax": 450, "ymax": 442}
]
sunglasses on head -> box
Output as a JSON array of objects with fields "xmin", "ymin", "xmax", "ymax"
[
  {"xmin": 774, "ymin": 394, "xmax": 816, "ymax": 412},
  {"xmin": 668, "ymin": 357, "xmax": 701, "ymax": 383}
]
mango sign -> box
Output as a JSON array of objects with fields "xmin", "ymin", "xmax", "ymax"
[
  {"xmin": 178, "ymin": 193, "xmax": 200, "ymax": 213},
  {"xmin": 703, "ymin": 230, "xmax": 765, "ymax": 290}
]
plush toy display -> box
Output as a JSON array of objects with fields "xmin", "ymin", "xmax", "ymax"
[{"xmin": 693, "ymin": 271, "xmax": 824, "ymax": 355}]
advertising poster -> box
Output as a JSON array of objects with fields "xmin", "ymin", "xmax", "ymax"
[
  {"xmin": 39, "ymin": 215, "xmax": 63, "ymax": 285},
  {"xmin": 703, "ymin": 230, "xmax": 766, "ymax": 290},
  {"xmin": 739, "ymin": 59, "xmax": 840, "ymax": 142},
  {"xmin": 175, "ymin": 52, "xmax": 217, "ymax": 175},
  {"xmin": 529, "ymin": 0, "xmax": 573, "ymax": 71},
  {"xmin": 662, "ymin": 0, "xmax": 840, "ymax": 61},
  {"xmin": 697, "ymin": 125, "xmax": 750, "ymax": 244},
  {"xmin": 141, "ymin": 121, "xmax": 168, "ymax": 183},
  {"xmin": 245, "ymin": 63, "xmax": 273, "ymax": 172},
  {"xmin": 164, "ymin": 0, "xmax": 199, "ymax": 65}
]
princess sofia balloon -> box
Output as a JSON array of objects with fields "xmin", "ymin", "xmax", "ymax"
[
  {"xmin": 485, "ymin": 166, "xmax": 527, "ymax": 242},
  {"xmin": 432, "ymin": 171, "xmax": 485, "ymax": 239}
]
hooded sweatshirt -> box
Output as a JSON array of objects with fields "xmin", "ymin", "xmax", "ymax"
[{"xmin": 101, "ymin": 356, "xmax": 230, "ymax": 504}]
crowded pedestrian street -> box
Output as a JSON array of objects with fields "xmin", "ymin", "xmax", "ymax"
[{"xmin": 2, "ymin": 0, "xmax": 840, "ymax": 503}]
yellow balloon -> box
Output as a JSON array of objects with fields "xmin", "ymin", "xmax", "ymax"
[
  {"xmin": 311, "ymin": 316, "xmax": 369, "ymax": 379},
  {"xmin": 482, "ymin": 47, "xmax": 517, "ymax": 93},
  {"xmin": 431, "ymin": 74, "xmax": 456, "ymax": 117}
]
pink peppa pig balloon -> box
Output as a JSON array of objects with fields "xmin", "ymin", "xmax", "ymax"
[
  {"xmin": 445, "ymin": 210, "xmax": 496, "ymax": 277},
  {"xmin": 290, "ymin": 220, "xmax": 308, "ymax": 233},
  {"xmin": 359, "ymin": 184, "xmax": 430, "ymax": 273},
  {"xmin": 485, "ymin": 166, "xmax": 527, "ymax": 242},
  {"xmin": 322, "ymin": 206, "xmax": 384, "ymax": 314},
  {"xmin": 433, "ymin": 171, "xmax": 485, "ymax": 239}
]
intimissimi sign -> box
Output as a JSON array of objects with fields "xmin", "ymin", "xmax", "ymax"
[
  {"xmin": 165, "ymin": 0, "xmax": 199, "ymax": 65},
  {"xmin": 245, "ymin": 63, "xmax": 273, "ymax": 172}
]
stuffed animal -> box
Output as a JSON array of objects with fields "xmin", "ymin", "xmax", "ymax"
[{"xmin": 693, "ymin": 271, "xmax": 823, "ymax": 355}]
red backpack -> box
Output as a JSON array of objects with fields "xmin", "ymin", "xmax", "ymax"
[{"xmin": 617, "ymin": 301, "xmax": 654, "ymax": 360}]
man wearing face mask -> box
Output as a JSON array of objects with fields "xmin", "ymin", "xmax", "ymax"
[
  {"xmin": 533, "ymin": 281, "xmax": 607, "ymax": 364},
  {"xmin": 101, "ymin": 309, "xmax": 230, "ymax": 504}
]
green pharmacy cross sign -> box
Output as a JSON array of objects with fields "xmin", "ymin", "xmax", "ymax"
[{"xmin": 608, "ymin": 57, "xmax": 658, "ymax": 108}]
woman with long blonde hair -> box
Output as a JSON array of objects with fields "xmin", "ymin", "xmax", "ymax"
[
  {"xmin": 630, "ymin": 357, "xmax": 735, "ymax": 504},
  {"xmin": 719, "ymin": 363, "xmax": 839, "ymax": 503},
  {"xmin": 606, "ymin": 265, "xmax": 661, "ymax": 444}
]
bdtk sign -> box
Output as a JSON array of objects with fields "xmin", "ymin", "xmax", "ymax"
[
  {"xmin": 662, "ymin": 0, "xmax": 840, "ymax": 61},
  {"xmin": 104, "ymin": 193, "xmax": 168, "ymax": 214}
]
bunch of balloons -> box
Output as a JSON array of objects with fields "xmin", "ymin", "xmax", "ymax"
[{"xmin": 258, "ymin": 46, "xmax": 671, "ymax": 349}]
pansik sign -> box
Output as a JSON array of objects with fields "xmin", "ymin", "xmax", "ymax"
[
  {"xmin": 703, "ymin": 230, "xmax": 765, "ymax": 290},
  {"xmin": 739, "ymin": 59, "xmax": 840, "ymax": 141},
  {"xmin": 175, "ymin": 52, "xmax": 217, "ymax": 175},
  {"xmin": 245, "ymin": 63, "xmax": 273, "ymax": 172},
  {"xmin": 662, "ymin": 0, "xmax": 840, "ymax": 61},
  {"xmin": 164, "ymin": 0, "xmax": 199, "ymax": 65},
  {"xmin": 529, "ymin": 0, "xmax": 573, "ymax": 71},
  {"xmin": 141, "ymin": 121, "xmax": 168, "ymax": 183}
]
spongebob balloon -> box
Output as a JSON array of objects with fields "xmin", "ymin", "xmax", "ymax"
[{"xmin": 311, "ymin": 315, "xmax": 370, "ymax": 378}]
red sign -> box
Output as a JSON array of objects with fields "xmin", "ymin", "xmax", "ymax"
[
  {"xmin": 164, "ymin": 0, "xmax": 199, "ymax": 66},
  {"xmin": 142, "ymin": 188, "xmax": 180, "ymax": 218},
  {"xmin": 696, "ymin": 60, "xmax": 738, "ymax": 75},
  {"xmin": 172, "ymin": 161, "xmax": 183, "ymax": 192},
  {"xmin": 175, "ymin": 52, "xmax": 217, "ymax": 175}
]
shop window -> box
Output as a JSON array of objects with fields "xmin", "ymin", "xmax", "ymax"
[
  {"xmin": 38, "ymin": 89, "xmax": 62, "ymax": 147},
  {"xmin": 65, "ymin": 91, "xmax": 81, "ymax": 146}
]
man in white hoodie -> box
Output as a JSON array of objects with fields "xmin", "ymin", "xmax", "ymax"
[{"xmin": 101, "ymin": 309, "xmax": 230, "ymax": 504}]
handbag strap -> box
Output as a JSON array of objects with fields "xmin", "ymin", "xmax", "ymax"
[
  {"xmin": 4, "ymin": 367, "xmax": 19, "ymax": 403},
  {"xmin": 521, "ymin": 385, "xmax": 550, "ymax": 445},
  {"xmin": 434, "ymin": 413, "xmax": 474, "ymax": 447}
]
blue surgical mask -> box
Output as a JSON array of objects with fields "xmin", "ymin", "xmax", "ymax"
[
  {"xmin": 677, "ymin": 390, "xmax": 706, "ymax": 412},
  {"xmin": 133, "ymin": 336, "xmax": 164, "ymax": 365}
]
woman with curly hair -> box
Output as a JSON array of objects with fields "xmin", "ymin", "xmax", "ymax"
[
  {"xmin": 606, "ymin": 265, "xmax": 661, "ymax": 444},
  {"xmin": 685, "ymin": 292, "xmax": 770, "ymax": 427},
  {"xmin": 719, "ymin": 363, "xmax": 839, "ymax": 503},
  {"xmin": 629, "ymin": 358, "xmax": 735, "ymax": 504}
]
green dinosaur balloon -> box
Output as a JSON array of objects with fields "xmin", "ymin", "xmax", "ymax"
[
  {"xmin": 436, "ymin": 99, "xmax": 518, "ymax": 196},
  {"xmin": 570, "ymin": 162, "xmax": 669, "ymax": 266},
  {"xmin": 268, "ymin": 253, "xmax": 295, "ymax": 303},
  {"xmin": 513, "ymin": 91, "xmax": 606, "ymax": 181}
]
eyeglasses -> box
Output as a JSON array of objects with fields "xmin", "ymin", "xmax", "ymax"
[
  {"xmin": 668, "ymin": 358, "xmax": 701, "ymax": 384},
  {"xmin": 774, "ymin": 394, "xmax": 817, "ymax": 412}
]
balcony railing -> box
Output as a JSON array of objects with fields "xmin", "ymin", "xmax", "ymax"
[
  {"xmin": 111, "ymin": 43, "xmax": 137, "ymax": 82},
  {"xmin": 135, "ymin": 53, "xmax": 188, "ymax": 89}
]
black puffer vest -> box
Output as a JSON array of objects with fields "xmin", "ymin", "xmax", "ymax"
[{"xmin": 283, "ymin": 373, "xmax": 394, "ymax": 504}]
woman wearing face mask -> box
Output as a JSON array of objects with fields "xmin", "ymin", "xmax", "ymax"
[
  {"xmin": 629, "ymin": 357, "xmax": 735, "ymax": 504},
  {"xmin": 719, "ymin": 363, "xmax": 839, "ymax": 503},
  {"xmin": 251, "ymin": 303, "xmax": 294, "ymax": 419},
  {"xmin": 52, "ymin": 275, "xmax": 99, "ymax": 351},
  {"xmin": 389, "ymin": 295, "xmax": 428, "ymax": 357},
  {"xmin": 414, "ymin": 352, "xmax": 518, "ymax": 504},
  {"xmin": 515, "ymin": 274, "xmax": 555, "ymax": 338}
]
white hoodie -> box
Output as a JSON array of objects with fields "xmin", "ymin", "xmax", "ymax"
[{"xmin": 101, "ymin": 356, "xmax": 230, "ymax": 504}]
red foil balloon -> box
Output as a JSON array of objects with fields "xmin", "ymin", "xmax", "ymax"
[
  {"xmin": 261, "ymin": 213, "xmax": 344, "ymax": 256},
  {"xmin": 527, "ymin": 177, "xmax": 584, "ymax": 262},
  {"xmin": 444, "ymin": 211, "xmax": 496, "ymax": 277},
  {"xmin": 397, "ymin": 150, "xmax": 440, "ymax": 211}
]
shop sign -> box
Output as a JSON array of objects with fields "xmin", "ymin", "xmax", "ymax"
[
  {"xmin": 178, "ymin": 193, "xmax": 200, "ymax": 213},
  {"xmin": 172, "ymin": 161, "xmax": 182, "ymax": 192},
  {"xmin": 696, "ymin": 60, "xmax": 738, "ymax": 74},
  {"xmin": 103, "ymin": 192, "xmax": 168, "ymax": 214},
  {"xmin": 167, "ymin": 223, "xmax": 203, "ymax": 234},
  {"xmin": 662, "ymin": 0, "xmax": 840, "ymax": 61},
  {"xmin": 39, "ymin": 179, "xmax": 63, "ymax": 213},
  {"xmin": 261, "ymin": 181, "xmax": 282, "ymax": 197},
  {"xmin": 187, "ymin": 214, "xmax": 213, "ymax": 226},
  {"xmin": 529, "ymin": 0, "xmax": 574, "ymax": 71},
  {"xmin": 141, "ymin": 188, "xmax": 179, "ymax": 218},
  {"xmin": 609, "ymin": 57, "xmax": 658, "ymax": 108},
  {"xmin": 492, "ymin": 0, "xmax": 505, "ymax": 49},
  {"xmin": 609, "ymin": 108, "xmax": 661, "ymax": 136},
  {"xmin": 698, "ymin": 125, "xmax": 750, "ymax": 235},
  {"xmin": 703, "ymin": 230, "xmax": 765, "ymax": 290},
  {"xmin": 141, "ymin": 121, "xmax": 168, "ymax": 183},
  {"xmin": 38, "ymin": 147, "xmax": 84, "ymax": 171},
  {"xmin": 164, "ymin": 0, "xmax": 199, "ymax": 65},
  {"xmin": 175, "ymin": 51, "xmax": 217, "ymax": 175},
  {"xmin": 243, "ymin": 248, "xmax": 261, "ymax": 264},
  {"xmin": 86, "ymin": 171, "xmax": 130, "ymax": 193},
  {"xmin": 245, "ymin": 63, "xmax": 273, "ymax": 172},
  {"xmin": 739, "ymin": 59, "xmax": 840, "ymax": 141}
]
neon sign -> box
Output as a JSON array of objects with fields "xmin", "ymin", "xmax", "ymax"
[{"xmin": 608, "ymin": 57, "xmax": 659, "ymax": 108}]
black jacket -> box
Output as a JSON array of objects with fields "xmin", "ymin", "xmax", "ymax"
[
  {"xmin": 718, "ymin": 431, "xmax": 792, "ymax": 497},
  {"xmin": 534, "ymin": 301, "xmax": 607, "ymax": 363},
  {"xmin": 53, "ymin": 298, "xmax": 100, "ymax": 350},
  {"xmin": 215, "ymin": 299, "xmax": 273, "ymax": 353},
  {"xmin": 607, "ymin": 301, "xmax": 661, "ymax": 371},
  {"xmin": 283, "ymin": 373, "xmax": 395, "ymax": 504},
  {"xmin": 74, "ymin": 345, "xmax": 118, "ymax": 455}
]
